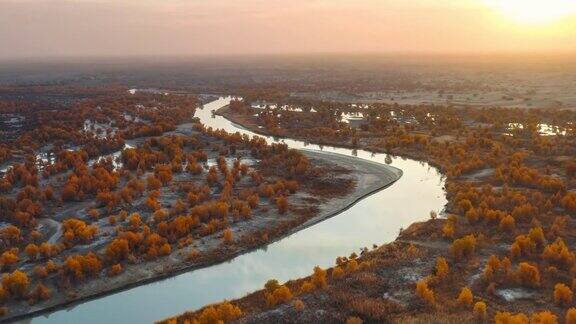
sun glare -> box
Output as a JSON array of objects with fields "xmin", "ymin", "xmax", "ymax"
[{"xmin": 483, "ymin": 0, "xmax": 576, "ymax": 24}]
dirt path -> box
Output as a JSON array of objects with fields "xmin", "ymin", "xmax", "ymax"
[{"xmin": 38, "ymin": 218, "xmax": 62, "ymax": 244}]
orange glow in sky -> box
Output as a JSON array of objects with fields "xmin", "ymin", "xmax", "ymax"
[
  {"xmin": 482, "ymin": 0, "xmax": 576, "ymax": 24},
  {"xmin": 1, "ymin": 0, "xmax": 576, "ymax": 59}
]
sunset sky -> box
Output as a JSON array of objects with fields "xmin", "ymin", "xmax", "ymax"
[{"xmin": 1, "ymin": 0, "xmax": 576, "ymax": 59}]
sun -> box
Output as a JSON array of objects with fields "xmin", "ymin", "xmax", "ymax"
[{"xmin": 483, "ymin": 0, "xmax": 576, "ymax": 24}]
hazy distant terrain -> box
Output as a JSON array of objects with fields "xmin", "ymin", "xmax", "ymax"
[{"xmin": 2, "ymin": 54, "xmax": 576, "ymax": 109}]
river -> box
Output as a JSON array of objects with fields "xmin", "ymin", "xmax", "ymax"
[{"xmin": 28, "ymin": 97, "xmax": 446, "ymax": 324}]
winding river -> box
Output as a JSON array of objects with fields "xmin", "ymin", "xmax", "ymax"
[{"xmin": 29, "ymin": 97, "xmax": 446, "ymax": 324}]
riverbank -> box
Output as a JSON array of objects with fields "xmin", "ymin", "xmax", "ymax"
[
  {"xmin": 214, "ymin": 105, "xmax": 446, "ymax": 173},
  {"xmin": 5, "ymin": 147, "xmax": 401, "ymax": 323}
]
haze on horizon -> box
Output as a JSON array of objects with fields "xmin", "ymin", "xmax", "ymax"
[{"xmin": 1, "ymin": 0, "xmax": 576, "ymax": 60}]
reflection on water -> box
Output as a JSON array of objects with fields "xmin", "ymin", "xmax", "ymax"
[
  {"xmin": 507, "ymin": 122, "xmax": 567, "ymax": 136},
  {"xmin": 32, "ymin": 97, "xmax": 446, "ymax": 324}
]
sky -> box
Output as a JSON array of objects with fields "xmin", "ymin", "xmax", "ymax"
[{"xmin": 1, "ymin": 0, "xmax": 576, "ymax": 59}]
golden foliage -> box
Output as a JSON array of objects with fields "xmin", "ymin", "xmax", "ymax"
[
  {"xmin": 450, "ymin": 234, "xmax": 476, "ymax": 260},
  {"xmin": 265, "ymin": 285, "xmax": 293, "ymax": 307},
  {"xmin": 473, "ymin": 301, "xmax": 487, "ymax": 320},
  {"xmin": 416, "ymin": 279, "xmax": 435, "ymax": 306},
  {"xmin": 108, "ymin": 264, "xmax": 123, "ymax": 277},
  {"xmin": 494, "ymin": 311, "xmax": 528, "ymax": 324},
  {"xmin": 311, "ymin": 266, "xmax": 327, "ymax": 289},
  {"xmin": 332, "ymin": 266, "xmax": 345, "ymax": 279},
  {"xmin": 2, "ymin": 270, "xmax": 29, "ymax": 298},
  {"xmin": 346, "ymin": 316, "xmax": 364, "ymax": 324},
  {"xmin": 530, "ymin": 311, "xmax": 557, "ymax": 324},
  {"xmin": 293, "ymin": 299, "xmax": 305, "ymax": 311},
  {"xmin": 554, "ymin": 283, "xmax": 573, "ymax": 307},
  {"xmin": 300, "ymin": 281, "xmax": 315, "ymax": 294},
  {"xmin": 517, "ymin": 262, "xmax": 540, "ymax": 288},
  {"xmin": 456, "ymin": 287, "xmax": 473, "ymax": 307},
  {"xmin": 435, "ymin": 257, "xmax": 450, "ymax": 280},
  {"xmin": 543, "ymin": 239, "xmax": 575, "ymax": 269},
  {"xmin": 196, "ymin": 301, "xmax": 242, "ymax": 324},
  {"xmin": 566, "ymin": 308, "xmax": 576, "ymax": 324},
  {"xmin": 222, "ymin": 228, "xmax": 234, "ymax": 244}
]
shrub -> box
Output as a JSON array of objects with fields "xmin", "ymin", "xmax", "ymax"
[
  {"xmin": 543, "ymin": 239, "xmax": 575, "ymax": 269},
  {"xmin": 494, "ymin": 311, "xmax": 528, "ymax": 324},
  {"xmin": 554, "ymin": 283, "xmax": 573, "ymax": 307},
  {"xmin": 0, "ymin": 251, "xmax": 19, "ymax": 270},
  {"xmin": 196, "ymin": 301, "xmax": 242, "ymax": 324},
  {"xmin": 293, "ymin": 299, "xmax": 305, "ymax": 311},
  {"xmin": 265, "ymin": 279, "xmax": 280, "ymax": 292},
  {"xmin": 458, "ymin": 199, "xmax": 473, "ymax": 213},
  {"xmin": 265, "ymin": 285, "xmax": 292, "ymax": 307},
  {"xmin": 499, "ymin": 215, "xmax": 515, "ymax": 232},
  {"xmin": 510, "ymin": 235, "xmax": 536, "ymax": 259},
  {"xmin": 450, "ymin": 234, "xmax": 476, "ymax": 260},
  {"xmin": 33, "ymin": 266, "xmax": 48, "ymax": 279},
  {"xmin": 473, "ymin": 301, "xmax": 487, "ymax": 320},
  {"xmin": 528, "ymin": 227, "xmax": 545, "ymax": 248},
  {"xmin": 25, "ymin": 243, "xmax": 39, "ymax": 260},
  {"xmin": 311, "ymin": 266, "xmax": 327, "ymax": 289},
  {"xmin": 442, "ymin": 222, "xmax": 455, "ymax": 239},
  {"xmin": 566, "ymin": 308, "xmax": 576, "ymax": 324},
  {"xmin": 2, "ymin": 270, "xmax": 29, "ymax": 298},
  {"xmin": 435, "ymin": 257, "xmax": 450, "ymax": 279},
  {"xmin": 275, "ymin": 196, "xmax": 288, "ymax": 214},
  {"xmin": 466, "ymin": 208, "xmax": 480, "ymax": 223},
  {"xmin": 345, "ymin": 259, "xmax": 359, "ymax": 274},
  {"xmin": 530, "ymin": 311, "xmax": 557, "ymax": 324},
  {"xmin": 29, "ymin": 283, "xmax": 51, "ymax": 302},
  {"xmin": 300, "ymin": 281, "xmax": 315, "ymax": 294},
  {"xmin": 346, "ymin": 317, "xmax": 363, "ymax": 324},
  {"xmin": 222, "ymin": 229, "xmax": 234, "ymax": 244},
  {"xmin": 153, "ymin": 209, "xmax": 168, "ymax": 223},
  {"xmin": 159, "ymin": 243, "xmax": 171, "ymax": 256},
  {"xmin": 106, "ymin": 238, "xmax": 130, "ymax": 263},
  {"xmin": 416, "ymin": 280, "xmax": 435, "ymax": 306},
  {"xmin": 332, "ymin": 266, "xmax": 345, "ymax": 279},
  {"xmin": 457, "ymin": 287, "xmax": 473, "ymax": 307},
  {"xmin": 128, "ymin": 213, "xmax": 142, "ymax": 228},
  {"xmin": 108, "ymin": 264, "xmax": 123, "ymax": 277},
  {"xmin": 517, "ymin": 262, "xmax": 540, "ymax": 288}
]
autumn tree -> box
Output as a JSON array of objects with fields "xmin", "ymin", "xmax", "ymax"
[
  {"xmin": 435, "ymin": 257, "xmax": 450, "ymax": 280},
  {"xmin": 456, "ymin": 287, "xmax": 473, "ymax": 307},
  {"xmin": 450, "ymin": 234, "xmax": 476, "ymax": 260},
  {"xmin": 2, "ymin": 270, "xmax": 29, "ymax": 298},
  {"xmin": 222, "ymin": 228, "xmax": 234, "ymax": 244},
  {"xmin": 25, "ymin": 243, "xmax": 39, "ymax": 260},
  {"xmin": 29, "ymin": 283, "xmax": 51, "ymax": 303},
  {"xmin": 106, "ymin": 238, "xmax": 130, "ymax": 263},
  {"xmin": 265, "ymin": 285, "xmax": 293, "ymax": 307},
  {"xmin": 416, "ymin": 279, "xmax": 435, "ymax": 306},
  {"xmin": 311, "ymin": 266, "xmax": 327, "ymax": 289},
  {"xmin": 566, "ymin": 308, "xmax": 576, "ymax": 324},
  {"xmin": 473, "ymin": 301, "xmax": 487, "ymax": 320},
  {"xmin": 555, "ymin": 283, "xmax": 573, "ymax": 307},
  {"xmin": 275, "ymin": 196, "xmax": 288, "ymax": 214},
  {"xmin": 517, "ymin": 262, "xmax": 540, "ymax": 288},
  {"xmin": 0, "ymin": 250, "xmax": 19, "ymax": 270}
]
